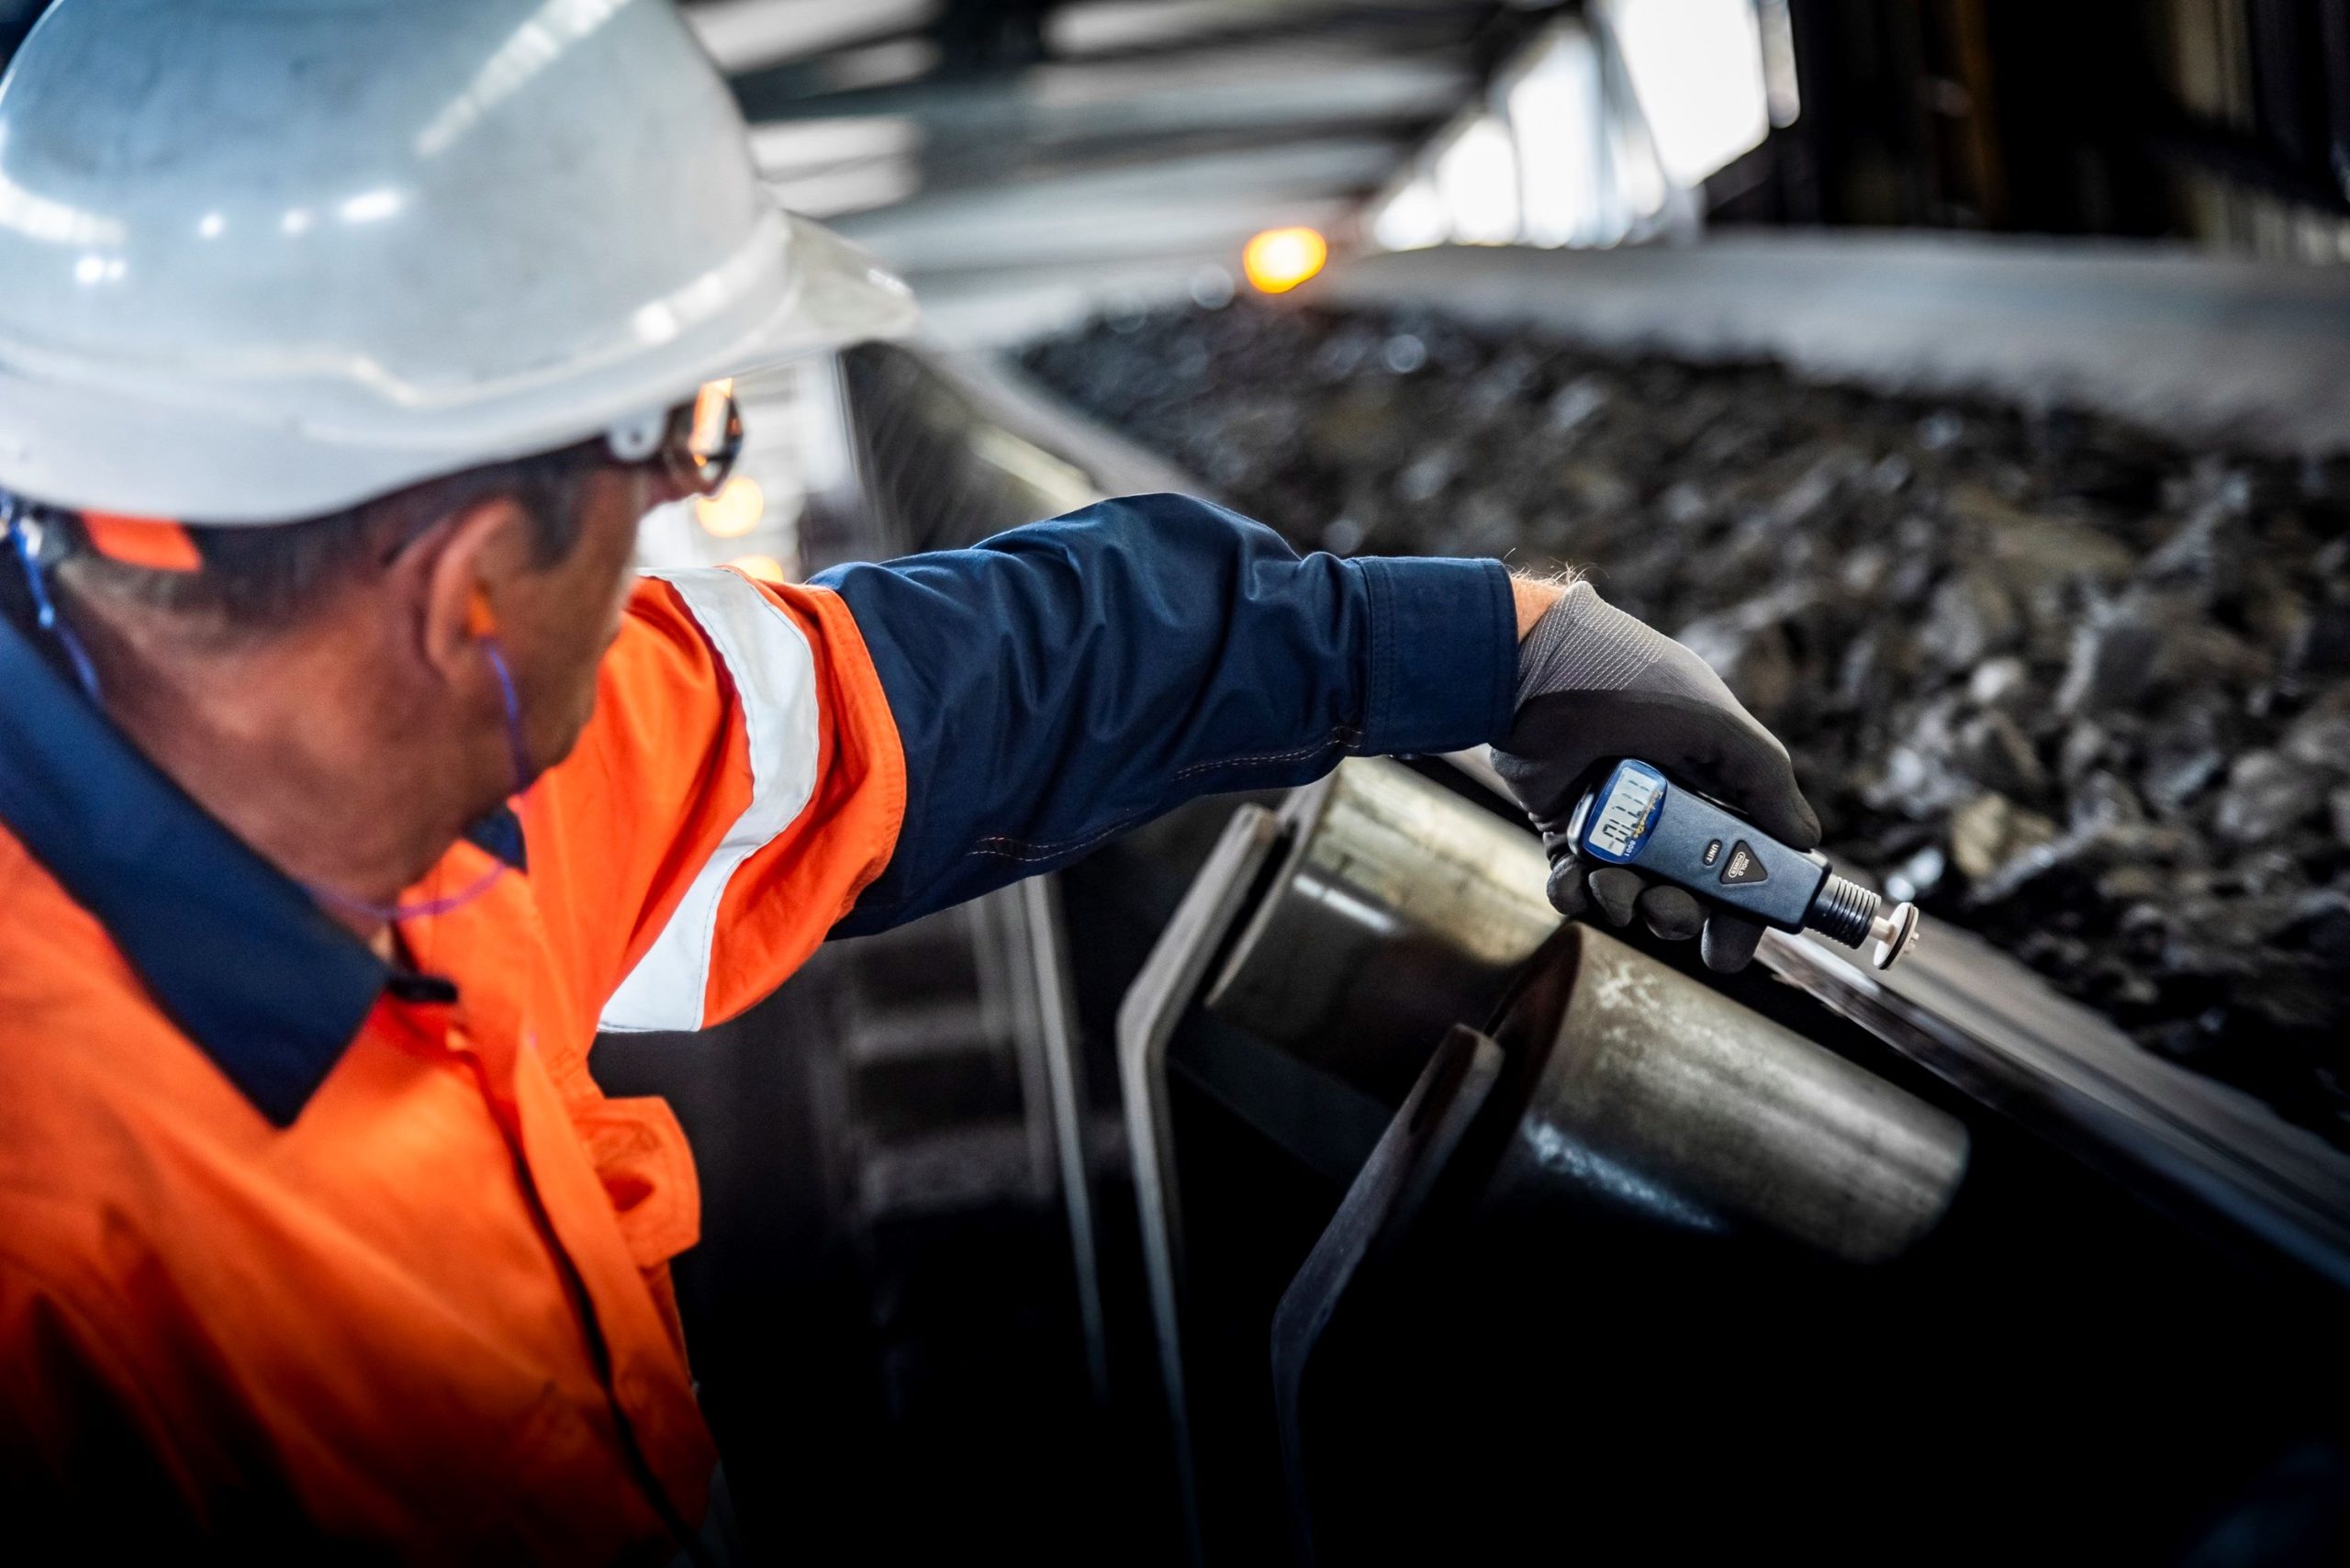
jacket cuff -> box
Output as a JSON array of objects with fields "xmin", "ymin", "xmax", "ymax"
[{"xmin": 1352, "ymin": 555, "xmax": 1517, "ymax": 755}]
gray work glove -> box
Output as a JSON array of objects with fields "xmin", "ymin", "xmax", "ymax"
[{"xmin": 1492, "ymin": 582, "xmax": 1821, "ymax": 973}]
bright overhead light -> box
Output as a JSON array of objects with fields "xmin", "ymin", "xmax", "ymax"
[
  {"xmin": 1370, "ymin": 176, "xmax": 1447, "ymax": 252},
  {"xmin": 695, "ymin": 476, "xmax": 767, "ymax": 540},
  {"xmin": 1434, "ymin": 115, "xmax": 1519, "ymax": 245},
  {"xmin": 1506, "ymin": 25, "xmax": 1606, "ymax": 247},
  {"xmin": 1242, "ymin": 226, "xmax": 1328, "ymax": 295},
  {"xmin": 1605, "ymin": 0, "xmax": 1771, "ymax": 187},
  {"xmin": 338, "ymin": 188, "xmax": 404, "ymax": 225}
]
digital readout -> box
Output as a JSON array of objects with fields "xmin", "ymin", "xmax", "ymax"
[{"xmin": 1590, "ymin": 768, "xmax": 1664, "ymax": 858}]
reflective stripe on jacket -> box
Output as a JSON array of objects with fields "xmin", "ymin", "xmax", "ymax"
[{"xmin": 0, "ymin": 493, "xmax": 1514, "ymax": 1559}]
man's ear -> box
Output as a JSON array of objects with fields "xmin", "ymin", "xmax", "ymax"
[{"xmin": 416, "ymin": 495, "xmax": 534, "ymax": 678}]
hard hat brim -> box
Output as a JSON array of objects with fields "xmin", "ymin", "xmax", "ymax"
[{"xmin": 0, "ymin": 206, "xmax": 918, "ymax": 527}]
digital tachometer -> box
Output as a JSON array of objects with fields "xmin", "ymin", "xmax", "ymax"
[{"xmin": 1564, "ymin": 759, "xmax": 1921, "ymax": 970}]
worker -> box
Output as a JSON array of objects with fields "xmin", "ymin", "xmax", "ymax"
[{"xmin": 0, "ymin": 1, "xmax": 1817, "ymax": 1559}]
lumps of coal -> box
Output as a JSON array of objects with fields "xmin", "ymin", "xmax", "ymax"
[{"xmin": 1022, "ymin": 301, "xmax": 2350, "ymax": 1147}]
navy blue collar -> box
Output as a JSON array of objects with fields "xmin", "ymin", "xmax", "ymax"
[{"xmin": 0, "ymin": 609, "xmax": 516, "ymax": 1126}]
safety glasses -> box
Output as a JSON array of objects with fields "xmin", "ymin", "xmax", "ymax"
[
  {"xmin": 604, "ymin": 380, "xmax": 744, "ymax": 499},
  {"xmin": 672, "ymin": 380, "xmax": 744, "ymax": 498}
]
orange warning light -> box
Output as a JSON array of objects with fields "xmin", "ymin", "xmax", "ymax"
[
  {"xmin": 726, "ymin": 553, "xmax": 788, "ymax": 584},
  {"xmin": 695, "ymin": 476, "xmax": 765, "ymax": 540},
  {"xmin": 1242, "ymin": 227, "xmax": 1328, "ymax": 295}
]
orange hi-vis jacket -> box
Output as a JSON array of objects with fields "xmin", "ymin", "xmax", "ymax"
[{"xmin": 0, "ymin": 496, "xmax": 1516, "ymax": 1560}]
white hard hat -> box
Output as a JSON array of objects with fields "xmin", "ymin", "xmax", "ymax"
[{"xmin": 0, "ymin": 0, "xmax": 917, "ymax": 525}]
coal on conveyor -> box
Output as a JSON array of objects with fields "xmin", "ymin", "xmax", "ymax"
[{"xmin": 1021, "ymin": 300, "xmax": 2350, "ymax": 1148}]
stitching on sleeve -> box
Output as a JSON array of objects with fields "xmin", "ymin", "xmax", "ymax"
[
  {"xmin": 1169, "ymin": 726, "xmax": 1357, "ymax": 781},
  {"xmin": 968, "ymin": 812, "xmax": 1157, "ymax": 864}
]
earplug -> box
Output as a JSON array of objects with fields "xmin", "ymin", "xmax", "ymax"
[{"xmin": 466, "ymin": 588, "xmax": 498, "ymax": 640}]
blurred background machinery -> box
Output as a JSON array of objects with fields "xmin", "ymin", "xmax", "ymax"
[
  {"xmin": 6, "ymin": 1, "xmax": 2350, "ymax": 286},
  {"xmin": 677, "ymin": 0, "xmax": 2350, "ymax": 341}
]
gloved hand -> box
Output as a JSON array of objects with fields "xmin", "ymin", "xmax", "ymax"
[{"xmin": 1493, "ymin": 581, "xmax": 1821, "ymax": 973}]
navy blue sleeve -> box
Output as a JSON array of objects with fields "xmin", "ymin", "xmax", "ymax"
[{"xmin": 813, "ymin": 492, "xmax": 1517, "ymax": 935}]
